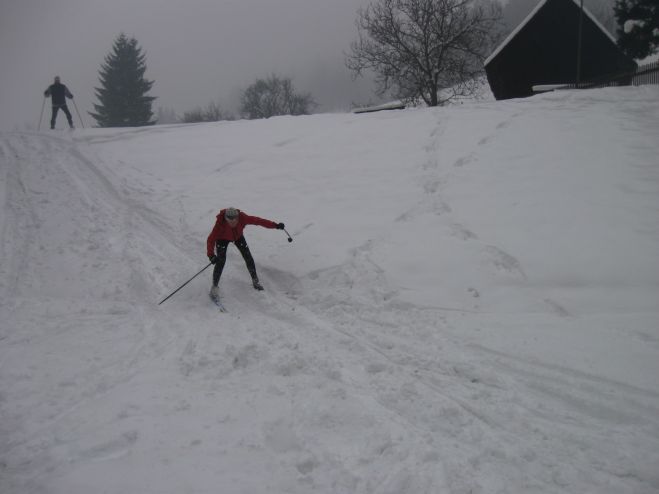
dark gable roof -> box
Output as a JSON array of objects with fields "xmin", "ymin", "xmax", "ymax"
[{"xmin": 484, "ymin": 0, "xmax": 637, "ymax": 100}]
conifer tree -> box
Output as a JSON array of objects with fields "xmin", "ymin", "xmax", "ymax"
[
  {"xmin": 614, "ymin": 0, "xmax": 658, "ymax": 59},
  {"xmin": 90, "ymin": 34, "xmax": 156, "ymax": 127}
]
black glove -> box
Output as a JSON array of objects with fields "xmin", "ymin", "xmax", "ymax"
[
  {"xmin": 208, "ymin": 255, "xmax": 218, "ymax": 264},
  {"xmin": 276, "ymin": 222, "xmax": 285, "ymax": 230}
]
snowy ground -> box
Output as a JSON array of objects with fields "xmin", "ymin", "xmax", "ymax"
[{"xmin": 1, "ymin": 86, "xmax": 659, "ymax": 494}]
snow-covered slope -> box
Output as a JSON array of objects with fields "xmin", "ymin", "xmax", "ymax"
[{"xmin": 1, "ymin": 86, "xmax": 659, "ymax": 494}]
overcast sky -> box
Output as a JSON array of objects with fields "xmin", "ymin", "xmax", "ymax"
[{"xmin": 0, "ymin": 0, "xmax": 379, "ymax": 130}]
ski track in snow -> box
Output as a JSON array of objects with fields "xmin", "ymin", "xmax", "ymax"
[{"xmin": 2, "ymin": 88, "xmax": 659, "ymax": 494}]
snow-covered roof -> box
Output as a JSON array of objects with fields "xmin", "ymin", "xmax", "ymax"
[{"xmin": 485, "ymin": 0, "xmax": 617, "ymax": 66}]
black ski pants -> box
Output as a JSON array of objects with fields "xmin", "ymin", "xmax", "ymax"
[
  {"xmin": 212, "ymin": 236, "xmax": 258, "ymax": 286},
  {"xmin": 51, "ymin": 104, "xmax": 73, "ymax": 129}
]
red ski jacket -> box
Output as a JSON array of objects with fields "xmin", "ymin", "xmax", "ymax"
[{"xmin": 207, "ymin": 209, "xmax": 277, "ymax": 256}]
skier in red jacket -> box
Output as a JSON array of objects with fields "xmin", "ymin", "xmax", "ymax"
[{"xmin": 207, "ymin": 207, "xmax": 284, "ymax": 299}]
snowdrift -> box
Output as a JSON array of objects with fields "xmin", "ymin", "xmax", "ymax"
[{"xmin": 1, "ymin": 86, "xmax": 659, "ymax": 493}]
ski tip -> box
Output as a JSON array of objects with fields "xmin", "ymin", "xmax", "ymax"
[{"xmin": 209, "ymin": 293, "xmax": 227, "ymax": 312}]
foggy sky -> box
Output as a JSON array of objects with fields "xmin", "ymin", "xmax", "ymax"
[{"xmin": 0, "ymin": 0, "xmax": 378, "ymax": 130}]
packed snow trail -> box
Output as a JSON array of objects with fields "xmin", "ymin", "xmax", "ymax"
[{"xmin": 2, "ymin": 87, "xmax": 659, "ymax": 494}]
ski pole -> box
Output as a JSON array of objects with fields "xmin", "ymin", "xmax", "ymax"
[
  {"xmin": 72, "ymin": 98, "xmax": 85, "ymax": 128},
  {"xmin": 158, "ymin": 262, "xmax": 212, "ymax": 305},
  {"xmin": 38, "ymin": 97, "xmax": 46, "ymax": 130},
  {"xmin": 283, "ymin": 228, "xmax": 293, "ymax": 242}
]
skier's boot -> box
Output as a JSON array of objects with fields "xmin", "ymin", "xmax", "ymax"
[
  {"xmin": 252, "ymin": 277, "xmax": 264, "ymax": 291},
  {"xmin": 209, "ymin": 285, "xmax": 220, "ymax": 301}
]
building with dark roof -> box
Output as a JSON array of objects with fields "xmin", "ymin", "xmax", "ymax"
[{"xmin": 484, "ymin": 0, "xmax": 637, "ymax": 100}]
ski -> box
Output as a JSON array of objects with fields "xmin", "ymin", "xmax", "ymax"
[{"xmin": 209, "ymin": 292, "xmax": 227, "ymax": 312}]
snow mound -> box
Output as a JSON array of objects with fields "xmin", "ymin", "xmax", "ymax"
[{"xmin": 1, "ymin": 86, "xmax": 659, "ymax": 494}]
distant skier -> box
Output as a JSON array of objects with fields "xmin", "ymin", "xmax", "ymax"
[
  {"xmin": 44, "ymin": 76, "xmax": 74, "ymax": 129},
  {"xmin": 207, "ymin": 207, "xmax": 284, "ymax": 300}
]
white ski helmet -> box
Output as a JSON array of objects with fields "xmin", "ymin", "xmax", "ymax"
[{"xmin": 225, "ymin": 207, "xmax": 239, "ymax": 220}]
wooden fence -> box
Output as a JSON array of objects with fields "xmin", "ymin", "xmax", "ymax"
[
  {"xmin": 533, "ymin": 60, "xmax": 659, "ymax": 93},
  {"xmin": 577, "ymin": 60, "xmax": 659, "ymax": 88},
  {"xmin": 630, "ymin": 60, "xmax": 659, "ymax": 85}
]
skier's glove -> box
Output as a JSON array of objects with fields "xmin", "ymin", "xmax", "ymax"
[
  {"xmin": 208, "ymin": 255, "xmax": 218, "ymax": 264},
  {"xmin": 276, "ymin": 223, "xmax": 285, "ymax": 230}
]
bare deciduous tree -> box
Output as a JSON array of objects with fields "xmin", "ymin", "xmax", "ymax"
[
  {"xmin": 156, "ymin": 106, "xmax": 179, "ymax": 124},
  {"xmin": 240, "ymin": 75, "xmax": 316, "ymax": 119},
  {"xmin": 181, "ymin": 102, "xmax": 233, "ymax": 123},
  {"xmin": 346, "ymin": 0, "xmax": 503, "ymax": 106}
]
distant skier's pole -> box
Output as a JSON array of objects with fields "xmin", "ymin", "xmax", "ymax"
[
  {"xmin": 576, "ymin": 0, "xmax": 584, "ymax": 87},
  {"xmin": 283, "ymin": 228, "xmax": 293, "ymax": 242},
  {"xmin": 38, "ymin": 97, "xmax": 46, "ymax": 130},
  {"xmin": 158, "ymin": 262, "xmax": 213, "ymax": 305},
  {"xmin": 71, "ymin": 98, "xmax": 85, "ymax": 128}
]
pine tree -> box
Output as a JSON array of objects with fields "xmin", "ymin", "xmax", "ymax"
[
  {"xmin": 90, "ymin": 34, "xmax": 156, "ymax": 127},
  {"xmin": 614, "ymin": 0, "xmax": 658, "ymax": 59}
]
